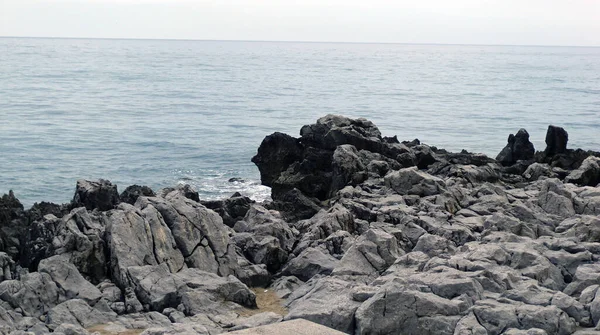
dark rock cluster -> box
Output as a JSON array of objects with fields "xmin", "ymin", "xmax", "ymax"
[{"xmin": 1, "ymin": 115, "xmax": 600, "ymax": 335}]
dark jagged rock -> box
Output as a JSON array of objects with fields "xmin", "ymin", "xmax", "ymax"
[
  {"xmin": 496, "ymin": 129, "xmax": 535, "ymax": 166},
  {"xmin": 232, "ymin": 205, "xmax": 296, "ymax": 273},
  {"xmin": 265, "ymin": 188, "xmax": 321, "ymax": 222},
  {"xmin": 565, "ymin": 156, "xmax": 600, "ymax": 186},
  {"xmin": 119, "ymin": 185, "xmax": 156, "ymax": 205},
  {"xmin": 0, "ymin": 191, "xmax": 26, "ymax": 260},
  {"xmin": 545, "ymin": 125, "xmax": 569, "ymax": 156},
  {"xmin": 253, "ymin": 115, "xmax": 415, "ymax": 201},
  {"xmin": 251, "ymin": 132, "xmax": 304, "ymax": 188},
  {"xmin": 201, "ymin": 193, "xmax": 254, "ymax": 227},
  {"xmin": 20, "ymin": 207, "xmax": 107, "ymax": 279},
  {"xmin": 72, "ymin": 179, "xmax": 120, "ymax": 211},
  {"xmin": 27, "ymin": 201, "xmax": 68, "ymax": 223}
]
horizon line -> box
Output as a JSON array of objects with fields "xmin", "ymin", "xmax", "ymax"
[{"xmin": 1, "ymin": 35, "xmax": 599, "ymax": 48}]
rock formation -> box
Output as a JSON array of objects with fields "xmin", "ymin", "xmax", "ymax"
[{"xmin": 1, "ymin": 114, "xmax": 600, "ymax": 334}]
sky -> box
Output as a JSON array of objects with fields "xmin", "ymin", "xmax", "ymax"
[{"xmin": 1, "ymin": 0, "xmax": 599, "ymax": 46}]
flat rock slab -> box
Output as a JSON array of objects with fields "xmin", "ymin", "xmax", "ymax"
[{"xmin": 227, "ymin": 319, "xmax": 348, "ymax": 335}]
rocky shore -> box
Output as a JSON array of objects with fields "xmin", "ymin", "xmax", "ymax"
[{"xmin": 1, "ymin": 114, "xmax": 600, "ymax": 335}]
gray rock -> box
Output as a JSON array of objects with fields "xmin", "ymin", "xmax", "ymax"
[
  {"xmin": 523, "ymin": 163, "xmax": 555, "ymax": 181},
  {"xmin": 280, "ymin": 247, "xmax": 338, "ymax": 281},
  {"xmin": 38, "ymin": 255, "xmax": 103, "ymax": 305},
  {"xmin": 503, "ymin": 329, "xmax": 548, "ymax": 335},
  {"xmin": 140, "ymin": 323, "xmax": 210, "ymax": 335},
  {"xmin": 124, "ymin": 287, "xmax": 143, "ymax": 313},
  {"xmin": 22, "ymin": 207, "xmax": 107, "ymax": 281},
  {"xmin": 0, "ymin": 305, "xmax": 17, "ymax": 334},
  {"xmin": 566, "ymin": 156, "xmax": 600, "ymax": 187},
  {"xmin": 552, "ymin": 291, "xmax": 591, "ymax": 326},
  {"xmin": 229, "ymin": 312, "xmax": 283, "ymax": 331},
  {"xmin": 0, "ymin": 272, "xmax": 59, "ymax": 317},
  {"xmin": 537, "ymin": 179, "xmax": 575, "ymax": 217},
  {"xmin": 564, "ymin": 264, "xmax": 600, "ymax": 297},
  {"xmin": 233, "ymin": 204, "xmax": 297, "ymax": 272},
  {"xmin": 330, "ymin": 145, "xmax": 367, "ymax": 197},
  {"xmin": 293, "ymin": 203, "xmax": 355, "ymax": 254},
  {"xmin": 413, "ymin": 233, "xmax": 456, "ymax": 257},
  {"xmin": 454, "ymin": 312, "xmax": 488, "ymax": 335},
  {"xmin": 127, "ymin": 264, "xmax": 256, "ymax": 313},
  {"xmin": 46, "ymin": 299, "xmax": 116, "ymax": 330},
  {"xmin": 385, "ymin": 167, "xmax": 446, "ymax": 197},
  {"xmin": 234, "ymin": 255, "xmax": 270, "ymax": 287},
  {"xmin": 472, "ymin": 299, "xmax": 575, "ymax": 335},
  {"xmin": 269, "ymin": 276, "xmax": 303, "ymax": 299},
  {"xmin": 104, "ymin": 203, "xmax": 161, "ymax": 288},
  {"xmin": 53, "ymin": 324, "xmax": 90, "ymax": 335},
  {"xmin": 138, "ymin": 194, "xmax": 238, "ymax": 276},
  {"xmin": 0, "ymin": 252, "xmax": 14, "ymax": 281},
  {"xmin": 97, "ymin": 281, "xmax": 122, "ymax": 303},
  {"xmin": 355, "ymin": 282, "xmax": 467, "ymax": 335},
  {"xmin": 333, "ymin": 228, "xmax": 402, "ymax": 276},
  {"xmin": 285, "ymin": 277, "xmax": 360, "ymax": 334},
  {"xmin": 71, "ymin": 179, "xmax": 120, "ymax": 211},
  {"xmin": 126, "ymin": 264, "xmax": 182, "ymax": 311}
]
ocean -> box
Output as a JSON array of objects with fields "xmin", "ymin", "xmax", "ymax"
[{"xmin": 1, "ymin": 37, "xmax": 599, "ymax": 207}]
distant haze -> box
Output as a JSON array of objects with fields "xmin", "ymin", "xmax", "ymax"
[{"xmin": 1, "ymin": 0, "xmax": 599, "ymax": 46}]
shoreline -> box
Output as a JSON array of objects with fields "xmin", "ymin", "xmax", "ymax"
[{"xmin": 1, "ymin": 114, "xmax": 600, "ymax": 334}]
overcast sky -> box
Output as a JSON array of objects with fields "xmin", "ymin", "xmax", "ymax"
[{"xmin": 1, "ymin": 0, "xmax": 599, "ymax": 46}]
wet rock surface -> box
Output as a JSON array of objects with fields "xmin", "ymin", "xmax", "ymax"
[{"xmin": 2, "ymin": 114, "xmax": 600, "ymax": 334}]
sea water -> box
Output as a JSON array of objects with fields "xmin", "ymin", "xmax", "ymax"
[{"xmin": 1, "ymin": 38, "xmax": 599, "ymax": 207}]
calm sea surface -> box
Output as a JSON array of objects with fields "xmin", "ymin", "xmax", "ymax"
[{"xmin": 1, "ymin": 38, "xmax": 599, "ymax": 207}]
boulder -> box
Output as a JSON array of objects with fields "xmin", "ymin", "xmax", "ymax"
[
  {"xmin": 138, "ymin": 193, "xmax": 238, "ymax": 276},
  {"xmin": 355, "ymin": 282, "xmax": 467, "ymax": 335},
  {"xmin": 253, "ymin": 115, "xmax": 414, "ymax": 201},
  {"xmin": 233, "ymin": 205, "xmax": 296, "ymax": 272},
  {"xmin": 104, "ymin": 203, "xmax": 184, "ymax": 288},
  {"xmin": 201, "ymin": 193, "xmax": 254, "ymax": 227},
  {"xmin": 20, "ymin": 208, "xmax": 106, "ymax": 280},
  {"xmin": 544, "ymin": 125, "xmax": 569, "ymax": 156},
  {"xmin": 330, "ymin": 145, "xmax": 367, "ymax": 197},
  {"xmin": 266, "ymin": 188, "xmax": 321, "ymax": 222},
  {"xmin": 0, "ymin": 190, "xmax": 27, "ymax": 260},
  {"xmin": 280, "ymin": 247, "xmax": 338, "ymax": 281},
  {"xmin": 333, "ymin": 229, "xmax": 402, "ymax": 276},
  {"xmin": 0, "ymin": 252, "xmax": 14, "ymax": 281},
  {"xmin": 474, "ymin": 299, "xmax": 575, "ymax": 335},
  {"xmin": 384, "ymin": 167, "xmax": 446, "ymax": 197},
  {"xmin": 71, "ymin": 179, "xmax": 120, "ymax": 211},
  {"xmin": 53, "ymin": 324, "xmax": 91, "ymax": 335},
  {"xmin": 565, "ymin": 156, "xmax": 600, "ymax": 186},
  {"xmin": 126, "ymin": 264, "xmax": 256, "ymax": 313},
  {"xmin": 252, "ymin": 132, "xmax": 303, "ymax": 188},
  {"xmin": 38, "ymin": 255, "xmax": 103, "ymax": 305},
  {"xmin": 293, "ymin": 204, "xmax": 355, "ymax": 254},
  {"xmin": 46, "ymin": 299, "xmax": 116, "ymax": 330},
  {"xmin": 285, "ymin": 277, "xmax": 361, "ymax": 334},
  {"xmin": 120, "ymin": 185, "xmax": 155, "ymax": 205},
  {"xmin": 0, "ymin": 272, "xmax": 60, "ymax": 317},
  {"xmin": 523, "ymin": 163, "xmax": 555, "ymax": 181},
  {"xmin": 496, "ymin": 129, "xmax": 535, "ymax": 166}
]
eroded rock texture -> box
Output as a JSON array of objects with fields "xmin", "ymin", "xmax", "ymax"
[{"xmin": 2, "ymin": 115, "xmax": 600, "ymax": 334}]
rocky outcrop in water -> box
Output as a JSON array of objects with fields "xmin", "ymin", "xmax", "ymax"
[{"xmin": 1, "ymin": 114, "xmax": 600, "ymax": 334}]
